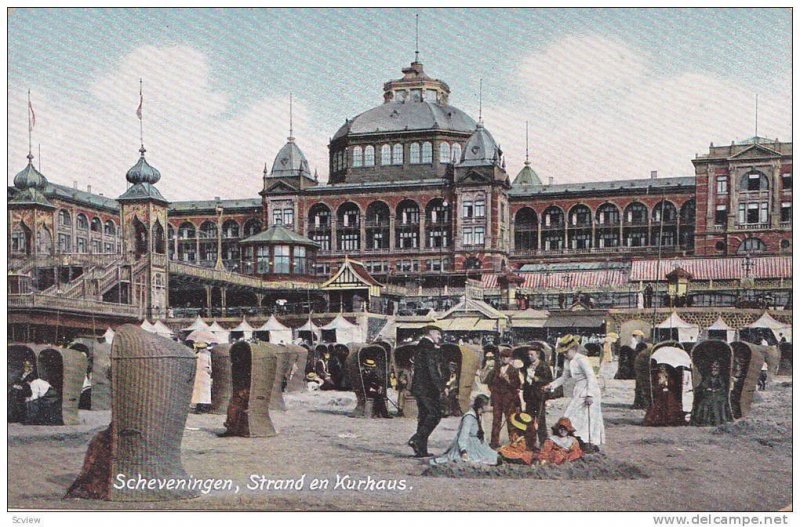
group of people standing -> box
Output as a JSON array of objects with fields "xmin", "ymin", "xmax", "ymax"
[{"xmin": 407, "ymin": 325, "xmax": 605, "ymax": 467}]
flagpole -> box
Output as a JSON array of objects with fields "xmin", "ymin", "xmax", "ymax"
[
  {"xmin": 27, "ymin": 89, "xmax": 32, "ymax": 160},
  {"xmin": 139, "ymin": 78, "xmax": 144, "ymax": 149}
]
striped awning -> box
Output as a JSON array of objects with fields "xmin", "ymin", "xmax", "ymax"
[
  {"xmin": 630, "ymin": 256, "xmax": 791, "ymax": 281},
  {"xmin": 483, "ymin": 270, "xmax": 627, "ymax": 290}
]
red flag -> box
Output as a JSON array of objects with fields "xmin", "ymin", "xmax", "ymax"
[
  {"xmin": 136, "ymin": 92, "xmax": 143, "ymax": 120},
  {"xmin": 28, "ymin": 97, "xmax": 35, "ymax": 130}
]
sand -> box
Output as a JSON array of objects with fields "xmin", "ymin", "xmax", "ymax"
[{"xmin": 8, "ymin": 372, "xmax": 792, "ymax": 511}]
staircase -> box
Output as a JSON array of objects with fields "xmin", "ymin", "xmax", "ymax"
[{"xmin": 40, "ymin": 256, "xmax": 126, "ymax": 299}]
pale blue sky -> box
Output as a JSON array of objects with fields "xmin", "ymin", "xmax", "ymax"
[{"xmin": 8, "ymin": 8, "xmax": 792, "ymax": 200}]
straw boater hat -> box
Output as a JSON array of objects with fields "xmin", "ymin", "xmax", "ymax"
[
  {"xmin": 556, "ymin": 334, "xmax": 580, "ymax": 353},
  {"xmin": 551, "ymin": 417, "xmax": 577, "ymax": 435},
  {"xmin": 305, "ymin": 372, "xmax": 319, "ymax": 381},
  {"xmin": 510, "ymin": 412, "xmax": 533, "ymax": 432},
  {"xmin": 606, "ymin": 332, "xmax": 619, "ymax": 340},
  {"xmin": 363, "ymin": 358, "xmax": 377, "ymax": 367},
  {"xmin": 632, "ymin": 330, "xmax": 646, "ymax": 337}
]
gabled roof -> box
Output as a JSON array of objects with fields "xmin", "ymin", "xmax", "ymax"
[
  {"xmin": 240, "ymin": 224, "xmax": 320, "ymax": 247},
  {"xmin": 321, "ymin": 257, "xmax": 383, "ymax": 290},
  {"xmin": 729, "ymin": 143, "xmax": 782, "ymax": 160},
  {"xmin": 439, "ymin": 297, "xmax": 508, "ymax": 321}
]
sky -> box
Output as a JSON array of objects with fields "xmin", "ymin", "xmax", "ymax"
[{"xmin": 7, "ymin": 8, "xmax": 792, "ymax": 201}]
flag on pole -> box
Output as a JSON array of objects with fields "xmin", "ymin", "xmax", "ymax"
[
  {"xmin": 28, "ymin": 95, "xmax": 35, "ymax": 130},
  {"xmin": 136, "ymin": 91, "xmax": 143, "ymax": 120}
]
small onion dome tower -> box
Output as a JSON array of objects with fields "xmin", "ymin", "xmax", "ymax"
[
  {"xmin": 10, "ymin": 153, "xmax": 54, "ymax": 208},
  {"xmin": 119, "ymin": 146, "xmax": 167, "ymax": 204},
  {"xmin": 239, "ymin": 224, "xmax": 320, "ymax": 279}
]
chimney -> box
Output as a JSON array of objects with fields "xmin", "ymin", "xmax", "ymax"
[
  {"xmin": 548, "ymin": 176, "xmax": 554, "ymax": 186},
  {"xmin": 87, "ymin": 184, "xmax": 92, "ymax": 193},
  {"xmin": 650, "ymin": 170, "xmax": 658, "ymax": 180}
]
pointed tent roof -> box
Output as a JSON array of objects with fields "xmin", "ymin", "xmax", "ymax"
[
  {"xmin": 183, "ymin": 315, "xmax": 210, "ymax": 332},
  {"xmin": 240, "ymin": 224, "xmax": 319, "ymax": 247},
  {"xmin": 140, "ymin": 319, "xmax": 155, "ymax": 332},
  {"xmin": 298, "ymin": 318, "xmax": 321, "ymax": 332},
  {"xmin": 707, "ymin": 316, "xmax": 734, "ymax": 331},
  {"xmin": 747, "ymin": 312, "xmax": 790, "ymax": 330},
  {"xmin": 103, "ymin": 327, "xmax": 115, "ymax": 343},
  {"xmin": 269, "ymin": 138, "xmax": 313, "ymax": 179},
  {"xmin": 208, "ymin": 321, "xmax": 228, "ymax": 333},
  {"xmin": 151, "ymin": 320, "xmax": 174, "ymax": 337},
  {"xmin": 656, "ymin": 311, "xmax": 698, "ymax": 329},
  {"xmin": 257, "ymin": 314, "xmax": 291, "ymax": 332},
  {"xmin": 320, "ymin": 314, "xmax": 358, "ymax": 330},
  {"xmin": 231, "ymin": 317, "xmax": 254, "ymax": 332}
]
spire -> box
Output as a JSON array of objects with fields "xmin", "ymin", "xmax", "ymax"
[
  {"xmin": 525, "ymin": 121, "xmax": 530, "ymax": 166},
  {"xmin": 478, "ymin": 78, "xmax": 483, "ymax": 124},
  {"xmin": 288, "ymin": 92, "xmax": 294, "ymax": 142},
  {"xmin": 263, "ymin": 163, "xmax": 268, "ymax": 177},
  {"xmin": 27, "ymin": 89, "xmax": 34, "ymax": 164},
  {"xmin": 137, "ymin": 78, "xmax": 144, "ymax": 151},
  {"xmin": 414, "ymin": 13, "xmax": 420, "ymax": 63},
  {"xmin": 754, "ymin": 93, "xmax": 758, "ymax": 141}
]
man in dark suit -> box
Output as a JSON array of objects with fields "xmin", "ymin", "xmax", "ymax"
[{"xmin": 408, "ymin": 324, "xmax": 445, "ymax": 457}]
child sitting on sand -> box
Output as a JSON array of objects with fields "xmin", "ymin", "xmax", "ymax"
[
  {"xmin": 497, "ymin": 412, "xmax": 536, "ymax": 465},
  {"xmin": 535, "ymin": 417, "xmax": 584, "ymax": 465}
]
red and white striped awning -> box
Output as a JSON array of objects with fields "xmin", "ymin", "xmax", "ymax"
[
  {"xmin": 630, "ymin": 256, "xmax": 791, "ymax": 281},
  {"xmin": 482, "ymin": 269, "xmax": 628, "ymax": 290}
]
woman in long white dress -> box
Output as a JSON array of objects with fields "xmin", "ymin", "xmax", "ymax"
[{"xmin": 545, "ymin": 335, "xmax": 605, "ymax": 447}]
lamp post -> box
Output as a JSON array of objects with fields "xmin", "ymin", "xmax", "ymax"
[{"xmin": 215, "ymin": 204, "xmax": 224, "ymax": 271}]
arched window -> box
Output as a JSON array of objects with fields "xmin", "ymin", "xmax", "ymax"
[
  {"xmin": 568, "ymin": 204, "xmax": 592, "ymax": 227},
  {"xmin": 409, "ymin": 143, "xmax": 421, "ymax": 164},
  {"xmin": 199, "ymin": 220, "xmax": 217, "ymax": 239},
  {"xmin": 392, "ymin": 143, "xmax": 403, "ymax": 165},
  {"xmin": 178, "ymin": 222, "xmax": 196, "ymax": 239},
  {"xmin": 77, "ymin": 213, "xmax": 89, "ymax": 230},
  {"xmin": 439, "ymin": 142, "xmax": 451, "ymax": 164},
  {"xmin": 59, "ymin": 210, "xmax": 72, "ymax": 228},
  {"xmin": 90, "ymin": 217, "xmax": 102, "ymax": 233},
  {"xmin": 152, "ymin": 221, "xmax": 165, "ymax": 254},
  {"xmin": 364, "ymin": 145, "xmax": 375, "ymax": 167},
  {"xmin": 243, "ymin": 218, "xmax": 262, "ymax": 237},
  {"xmin": 104, "ymin": 220, "xmax": 116, "ymax": 236},
  {"xmin": 652, "ymin": 201, "xmax": 678, "ymax": 223},
  {"xmin": 741, "ymin": 170, "xmax": 769, "ymax": 191},
  {"xmin": 737, "ymin": 237, "xmax": 767, "ymax": 254},
  {"xmin": 381, "ymin": 144, "xmax": 391, "ymax": 166},
  {"xmin": 422, "ymin": 142, "xmax": 433, "ymax": 163},
  {"xmin": 542, "ymin": 206, "xmax": 564, "ymax": 227},
  {"xmin": 452, "ymin": 143, "xmax": 462, "ymax": 163},
  {"xmin": 514, "ymin": 207, "xmax": 538, "ymax": 252},
  {"xmin": 624, "ymin": 202, "xmax": 648, "ymax": 224},
  {"xmin": 222, "ymin": 219, "xmax": 240, "ymax": 238},
  {"xmin": 595, "ymin": 203, "xmax": 620, "ymax": 225},
  {"xmin": 353, "ymin": 146, "xmax": 363, "ymax": 167}
]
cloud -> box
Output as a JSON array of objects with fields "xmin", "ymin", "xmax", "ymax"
[
  {"xmin": 8, "ymin": 45, "xmax": 329, "ymax": 201},
  {"xmin": 483, "ymin": 35, "xmax": 792, "ymax": 184}
]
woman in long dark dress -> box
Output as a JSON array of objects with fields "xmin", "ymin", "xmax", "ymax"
[
  {"xmin": 691, "ymin": 360, "xmax": 733, "ymax": 426},
  {"xmin": 644, "ymin": 365, "xmax": 685, "ymax": 426}
]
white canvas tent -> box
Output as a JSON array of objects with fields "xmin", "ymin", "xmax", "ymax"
[
  {"xmin": 706, "ymin": 317, "xmax": 735, "ymax": 342},
  {"xmin": 183, "ymin": 315, "xmax": 210, "ymax": 332},
  {"xmin": 321, "ymin": 314, "xmax": 363, "ymax": 343},
  {"xmin": 230, "ymin": 317, "xmax": 254, "ymax": 341},
  {"xmin": 297, "ymin": 318, "xmax": 322, "ymax": 343},
  {"xmin": 140, "ymin": 320, "xmax": 156, "ymax": 333},
  {"xmin": 207, "ymin": 321, "xmax": 230, "ymax": 343},
  {"xmin": 256, "ymin": 315, "xmax": 293, "ymax": 344},
  {"xmin": 102, "ymin": 327, "xmax": 115, "ymax": 344},
  {"xmin": 748, "ymin": 313, "xmax": 792, "ymax": 342},
  {"xmin": 151, "ymin": 320, "xmax": 175, "ymax": 339},
  {"xmin": 656, "ymin": 312, "xmax": 700, "ymax": 343}
]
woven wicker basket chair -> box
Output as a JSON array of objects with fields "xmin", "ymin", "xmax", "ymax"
[
  {"xmin": 690, "ymin": 340, "xmax": 734, "ymax": 427},
  {"xmin": 392, "ymin": 343, "xmax": 417, "ymax": 418},
  {"xmin": 262, "ymin": 343, "xmax": 299, "ymax": 411},
  {"xmin": 730, "ymin": 341, "xmax": 766, "ymax": 419},
  {"xmin": 632, "ymin": 343, "xmax": 657, "ymax": 409},
  {"xmin": 645, "ymin": 343, "xmax": 691, "ymax": 426},
  {"xmin": 223, "ymin": 341, "xmax": 279, "ymax": 438},
  {"xmin": 8, "ymin": 344, "xmax": 39, "ymax": 423},
  {"xmin": 614, "ymin": 345, "xmax": 637, "ymax": 380},
  {"xmin": 209, "ymin": 344, "xmax": 232, "ymax": 414},
  {"xmin": 333, "ymin": 343, "xmax": 353, "ymax": 390},
  {"xmin": 440, "ymin": 343, "xmax": 481, "ymax": 414},
  {"xmin": 345, "ymin": 344, "xmax": 389, "ymax": 418},
  {"xmin": 68, "ymin": 338, "xmax": 112, "ymax": 411},
  {"xmin": 34, "ymin": 345, "xmax": 87, "ymax": 426},
  {"xmin": 778, "ymin": 342, "xmax": 792, "ymax": 376},
  {"xmin": 280, "ymin": 344, "xmax": 310, "ymax": 393},
  {"xmin": 65, "ymin": 325, "xmax": 199, "ymax": 501}
]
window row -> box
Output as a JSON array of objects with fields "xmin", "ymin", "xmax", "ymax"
[
  {"xmin": 56, "ymin": 233, "xmax": 119, "ymax": 254},
  {"xmin": 170, "ymin": 218, "xmax": 262, "ymax": 240},
  {"xmin": 514, "ymin": 227, "xmax": 696, "ymax": 252},
  {"xmin": 58, "ymin": 210, "xmax": 117, "ymax": 236},
  {"xmin": 514, "ymin": 200, "xmax": 696, "ymax": 229},
  {"xmin": 349, "ymin": 142, "xmax": 463, "ymax": 168}
]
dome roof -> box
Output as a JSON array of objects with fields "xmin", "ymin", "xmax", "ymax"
[
  {"xmin": 14, "ymin": 156, "xmax": 48, "ymax": 190},
  {"xmin": 333, "ymin": 100, "xmax": 477, "ymax": 140},
  {"xmin": 270, "ymin": 138, "xmax": 311, "ymax": 179},
  {"xmin": 457, "ymin": 123, "xmax": 501, "ymax": 167},
  {"xmin": 126, "ymin": 147, "xmax": 161, "ymax": 185},
  {"xmin": 513, "ymin": 161, "xmax": 542, "ymax": 186}
]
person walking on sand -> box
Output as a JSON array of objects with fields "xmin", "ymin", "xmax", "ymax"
[
  {"xmin": 545, "ymin": 335, "xmax": 605, "ymax": 449},
  {"xmin": 408, "ymin": 324, "xmax": 446, "ymax": 457}
]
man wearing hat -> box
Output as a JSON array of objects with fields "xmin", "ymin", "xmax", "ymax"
[
  {"xmin": 489, "ymin": 346, "xmax": 522, "ymax": 448},
  {"xmin": 545, "ymin": 335, "xmax": 605, "ymax": 449},
  {"xmin": 408, "ymin": 324, "xmax": 445, "ymax": 457},
  {"xmin": 362, "ymin": 358, "xmax": 391, "ymax": 418}
]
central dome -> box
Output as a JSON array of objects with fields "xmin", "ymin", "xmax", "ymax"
[{"xmin": 333, "ymin": 100, "xmax": 477, "ymax": 140}]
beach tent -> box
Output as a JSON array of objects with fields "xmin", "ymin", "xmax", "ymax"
[
  {"xmin": 230, "ymin": 317, "xmax": 254, "ymax": 341},
  {"xmin": 140, "ymin": 320, "xmax": 155, "ymax": 333},
  {"xmin": 656, "ymin": 312, "xmax": 700, "ymax": 343},
  {"xmin": 706, "ymin": 317, "xmax": 735, "ymax": 342},
  {"xmin": 747, "ymin": 313, "xmax": 791, "ymax": 343},
  {"xmin": 182, "ymin": 315, "xmax": 210, "ymax": 333},
  {"xmin": 208, "ymin": 321, "xmax": 230, "ymax": 343},
  {"xmin": 255, "ymin": 315, "xmax": 293, "ymax": 344},
  {"xmin": 102, "ymin": 327, "xmax": 115, "ymax": 344},
  {"xmin": 297, "ymin": 318, "xmax": 322, "ymax": 344},
  {"xmin": 186, "ymin": 329, "xmax": 220, "ymax": 345},
  {"xmin": 151, "ymin": 320, "xmax": 175, "ymax": 339},
  {"xmin": 321, "ymin": 314, "xmax": 363, "ymax": 343}
]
